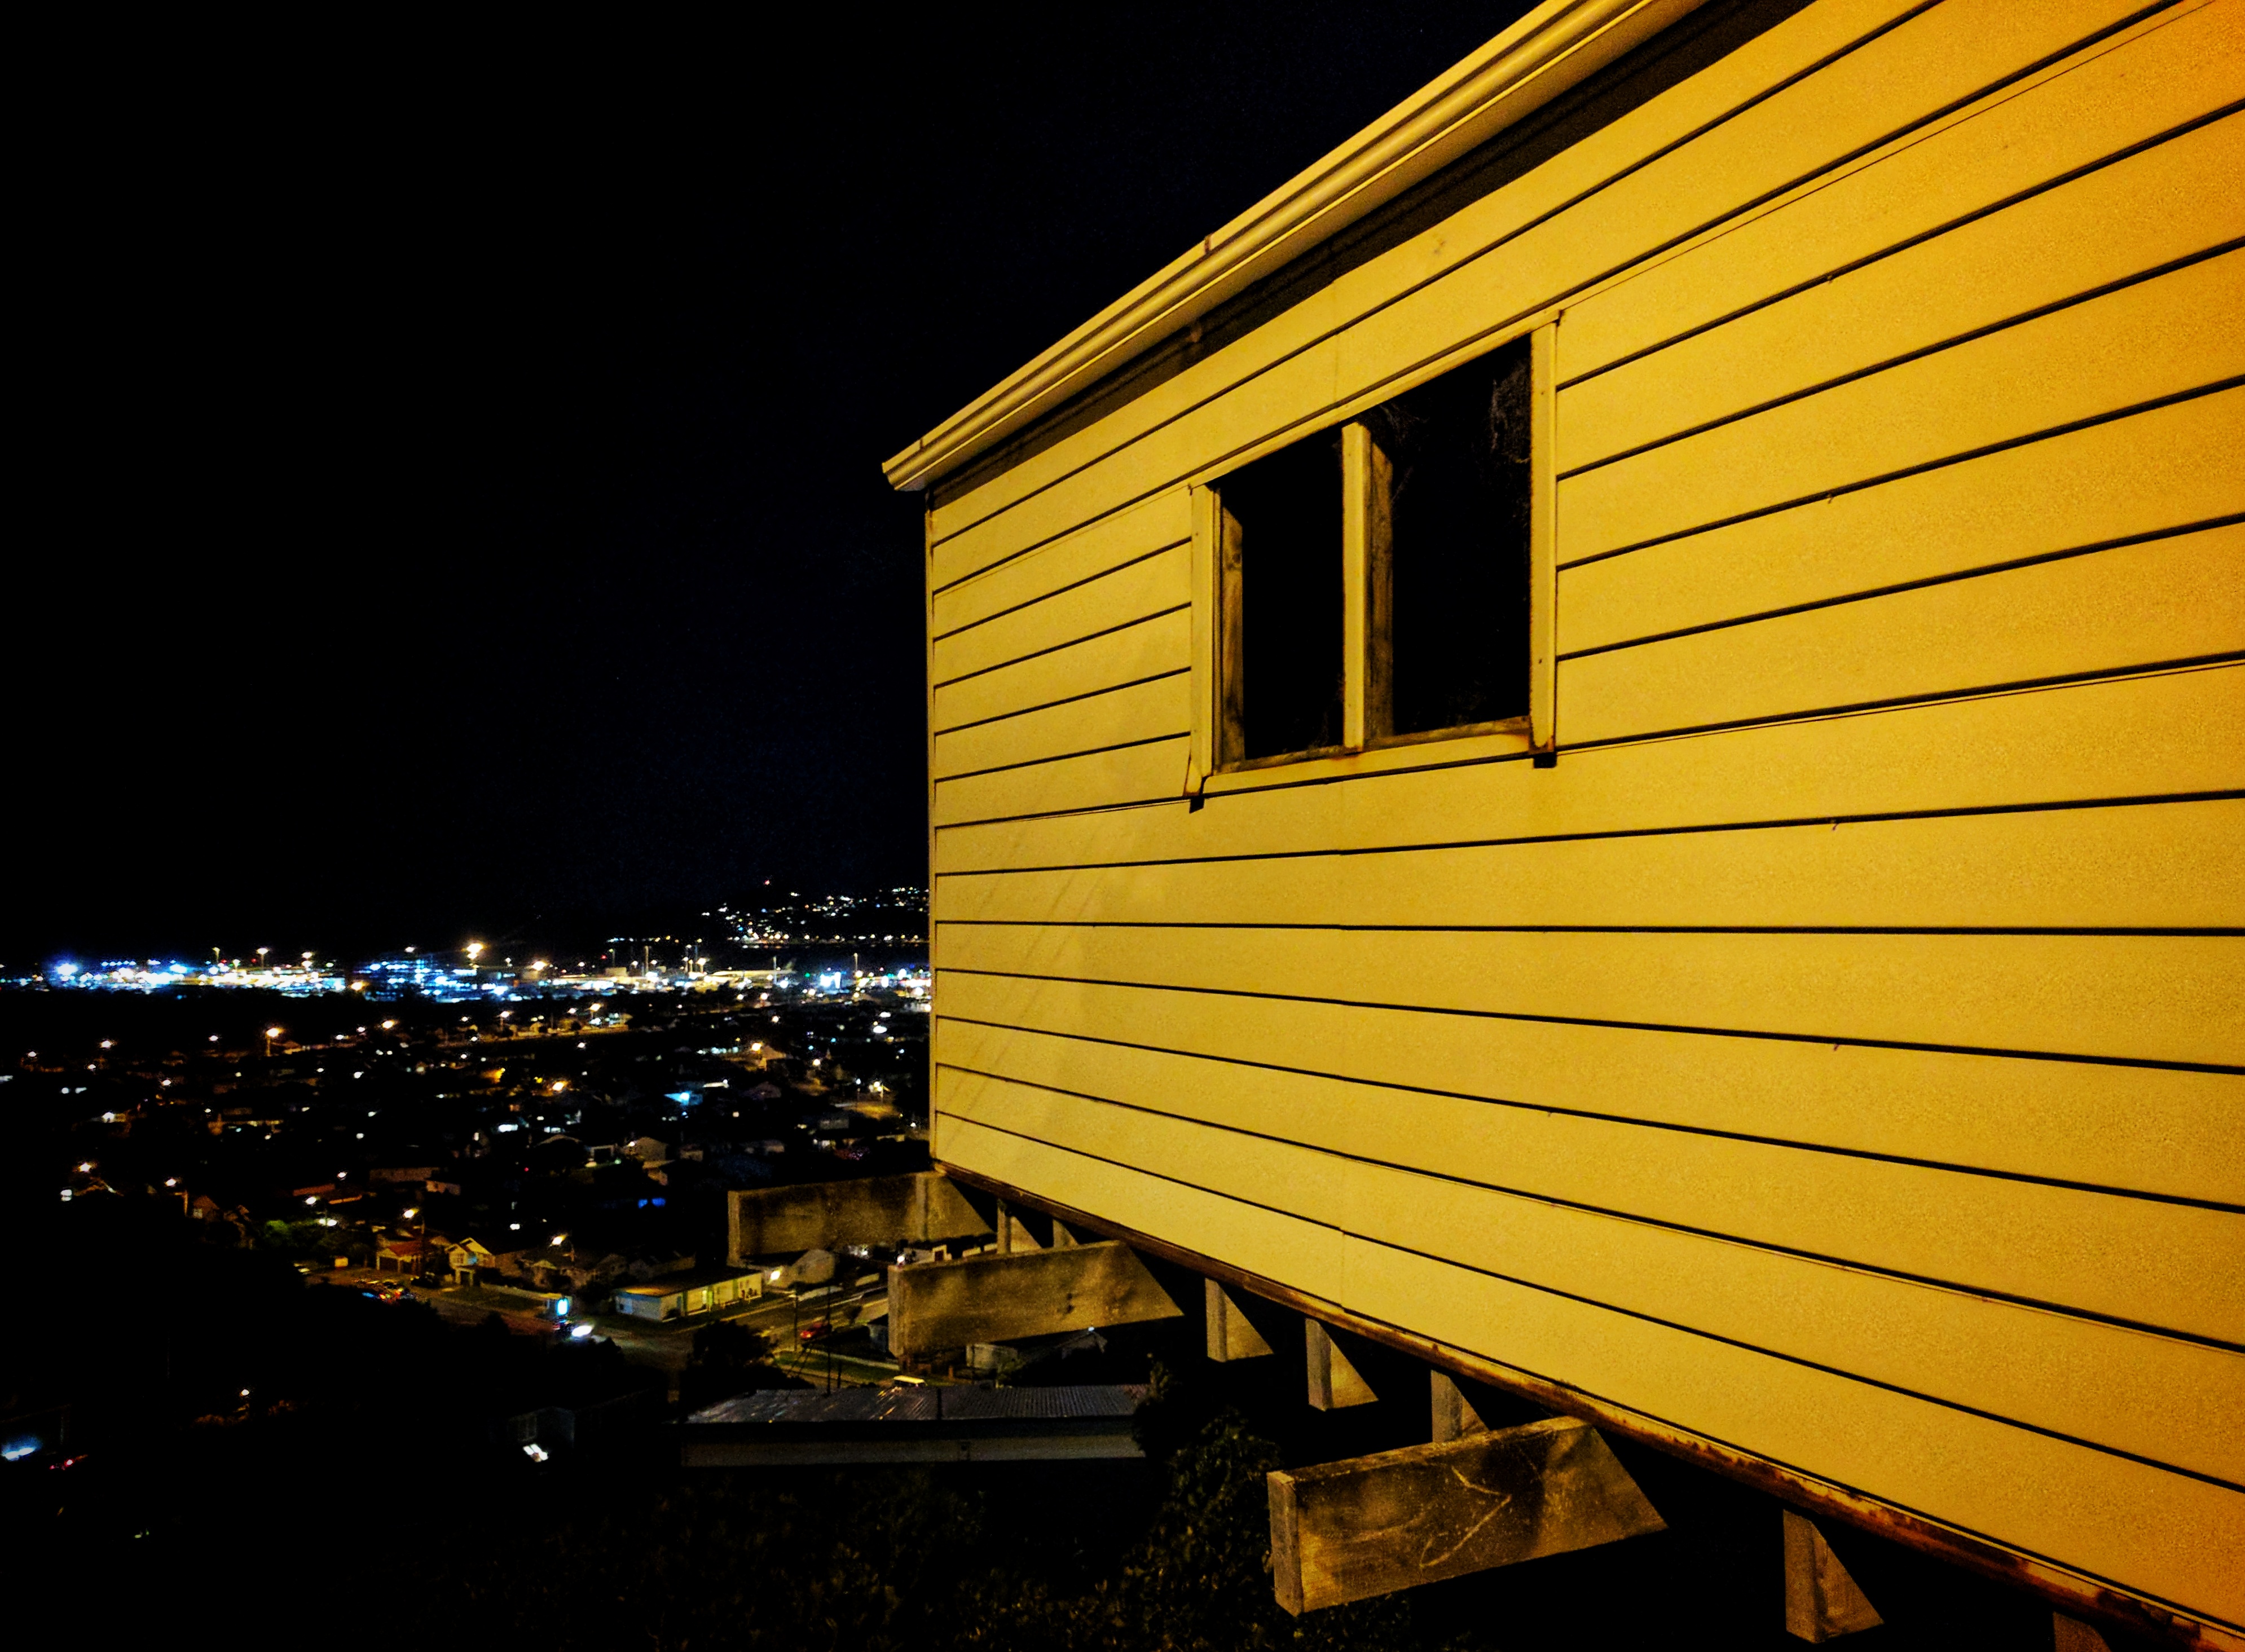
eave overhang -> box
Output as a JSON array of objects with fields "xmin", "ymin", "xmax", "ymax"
[{"xmin": 881, "ymin": 0, "xmax": 1707, "ymax": 494}]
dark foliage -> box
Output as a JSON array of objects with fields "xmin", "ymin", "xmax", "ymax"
[{"xmin": 418, "ymin": 1364, "xmax": 1459, "ymax": 1652}]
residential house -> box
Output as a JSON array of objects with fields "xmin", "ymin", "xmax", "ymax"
[{"xmin": 886, "ymin": 0, "xmax": 2244, "ymax": 1634}]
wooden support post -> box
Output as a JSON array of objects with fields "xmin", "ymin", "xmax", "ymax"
[
  {"xmin": 728, "ymin": 1171, "xmax": 984, "ymax": 1262},
  {"xmin": 1430, "ymin": 1371, "xmax": 1486, "ymax": 1442},
  {"xmin": 1206, "ymin": 1280, "xmax": 1274, "ymax": 1361},
  {"xmin": 888, "ymin": 1241, "xmax": 1183, "ymax": 1363},
  {"xmin": 2053, "ymin": 1615, "xmax": 2114, "ymax": 1652},
  {"xmin": 1784, "ymin": 1510, "xmax": 1883, "ymax": 1642},
  {"xmin": 1268, "ymin": 1416, "xmax": 1664, "ymax": 1614},
  {"xmin": 1306, "ymin": 1320, "xmax": 1376, "ymax": 1409}
]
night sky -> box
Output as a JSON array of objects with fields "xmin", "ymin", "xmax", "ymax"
[{"xmin": 20, "ymin": 6, "xmax": 1530, "ymax": 962}]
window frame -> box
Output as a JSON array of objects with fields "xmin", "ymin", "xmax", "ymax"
[{"xmin": 1188, "ymin": 320, "xmax": 1556, "ymax": 793}]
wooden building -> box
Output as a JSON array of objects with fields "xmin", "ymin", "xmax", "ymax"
[{"xmin": 885, "ymin": 0, "xmax": 2242, "ymax": 1638}]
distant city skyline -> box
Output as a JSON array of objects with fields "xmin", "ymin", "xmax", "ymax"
[{"xmin": 10, "ymin": 886, "xmax": 930, "ymax": 979}]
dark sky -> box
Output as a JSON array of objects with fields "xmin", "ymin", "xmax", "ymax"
[{"xmin": 19, "ymin": 7, "xmax": 1530, "ymax": 962}]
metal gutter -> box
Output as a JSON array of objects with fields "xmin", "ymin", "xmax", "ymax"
[{"xmin": 881, "ymin": 0, "xmax": 1708, "ymax": 494}]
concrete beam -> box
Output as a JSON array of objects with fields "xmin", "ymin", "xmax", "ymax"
[
  {"xmin": 887, "ymin": 1241, "xmax": 1183, "ymax": 1363},
  {"xmin": 1267, "ymin": 1416, "xmax": 1665, "ymax": 1615},
  {"xmin": 1205, "ymin": 1280, "xmax": 1274, "ymax": 1362},
  {"xmin": 727, "ymin": 1172, "xmax": 985, "ymax": 1262},
  {"xmin": 1306, "ymin": 1320, "xmax": 1376, "ymax": 1409},
  {"xmin": 1784, "ymin": 1510, "xmax": 1883, "ymax": 1642}
]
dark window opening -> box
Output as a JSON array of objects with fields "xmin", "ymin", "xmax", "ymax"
[
  {"xmin": 1366, "ymin": 338, "xmax": 1531, "ymax": 736},
  {"xmin": 1218, "ymin": 433, "xmax": 1344, "ymax": 763}
]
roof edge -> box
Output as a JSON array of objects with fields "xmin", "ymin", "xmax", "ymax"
[{"xmin": 883, "ymin": 0, "xmax": 1709, "ymax": 495}]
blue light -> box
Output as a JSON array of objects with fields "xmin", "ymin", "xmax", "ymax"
[{"xmin": 2, "ymin": 1440, "xmax": 38, "ymax": 1462}]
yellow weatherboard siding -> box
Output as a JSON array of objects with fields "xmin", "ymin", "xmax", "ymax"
[{"xmin": 894, "ymin": 0, "xmax": 2245, "ymax": 1638}]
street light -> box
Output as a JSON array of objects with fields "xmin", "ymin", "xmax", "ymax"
[{"xmin": 264, "ymin": 1026, "xmax": 284, "ymax": 1059}]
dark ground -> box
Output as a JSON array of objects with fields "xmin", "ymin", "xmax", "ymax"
[{"xmin": 3, "ymin": 1207, "xmax": 2138, "ymax": 1652}]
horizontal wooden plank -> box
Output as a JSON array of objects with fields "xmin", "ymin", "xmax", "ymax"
[
  {"xmin": 1556, "ymin": 1, "xmax": 2245, "ymax": 384},
  {"xmin": 937, "ymin": 663, "xmax": 2245, "ymax": 871},
  {"xmin": 931, "ymin": 1, "xmax": 2144, "ymax": 585},
  {"xmin": 1340, "ymin": 1239, "xmax": 2245, "ymax": 1631},
  {"xmin": 927, "ymin": 0, "xmax": 1924, "ymax": 573},
  {"xmin": 932, "ymin": 488, "xmax": 1189, "ymax": 625},
  {"xmin": 1559, "ymin": 112, "xmax": 2245, "ymax": 473},
  {"xmin": 934, "ymin": 672, "xmax": 1189, "ymax": 781},
  {"xmin": 934, "ymin": 542, "xmax": 1190, "ymax": 686},
  {"xmin": 1560, "ymin": 248, "xmax": 2245, "ymax": 560},
  {"xmin": 1562, "ymin": 522, "xmax": 2245, "ymax": 745},
  {"xmin": 937, "ymin": 1064, "xmax": 2245, "ymax": 1470},
  {"xmin": 935, "ymin": 1111, "xmax": 1343, "ymax": 1301},
  {"xmin": 1328, "ymin": 0, "xmax": 2204, "ymax": 442},
  {"xmin": 932, "ymin": 969, "xmax": 2245, "ymax": 1205},
  {"xmin": 1560, "ymin": 387, "xmax": 2245, "ymax": 654},
  {"xmin": 933, "ymin": 607, "xmax": 1190, "ymax": 733},
  {"xmin": 938, "ymin": 798, "xmax": 2244, "ymax": 931},
  {"xmin": 932, "ymin": 736, "xmax": 1186, "ymax": 828},
  {"xmin": 936, "ymin": 1122, "xmax": 2245, "ymax": 1629},
  {"xmin": 936, "ymin": 922, "xmax": 2244, "ymax": 1068}
]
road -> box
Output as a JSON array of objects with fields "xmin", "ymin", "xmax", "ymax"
[{"xmin": 319, "ymin": 1268, "xmax": 907, "ymax": 1389}]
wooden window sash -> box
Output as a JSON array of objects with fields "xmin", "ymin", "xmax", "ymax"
[
  {"xmin": 1341, "ymin": 421, "xmax": 1392, "ymax": 752},
  {"xmin": 1192, "ymin": 315, "xmax": 1556, "ymax": 786},
  {"xmin": 1187, "ymin": 483, "xmax": 1217, "ymax": 792},
  {"xmin": 1530, "ymin": 319, "xmax": 1558, "ymax": 754}
]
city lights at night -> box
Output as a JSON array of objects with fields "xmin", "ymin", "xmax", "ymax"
[
  {"xmin": 28, "ymin": 891, "xmax": 931, "ymax": 1003},
  {"xmin": 12, "ymin": 2, "xmax": 2232, "ymax": 1648}
]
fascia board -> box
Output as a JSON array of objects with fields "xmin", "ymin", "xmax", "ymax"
[{"xmin": 882, "ymin": 0, "xmax": 1707, "ymax": 494}]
